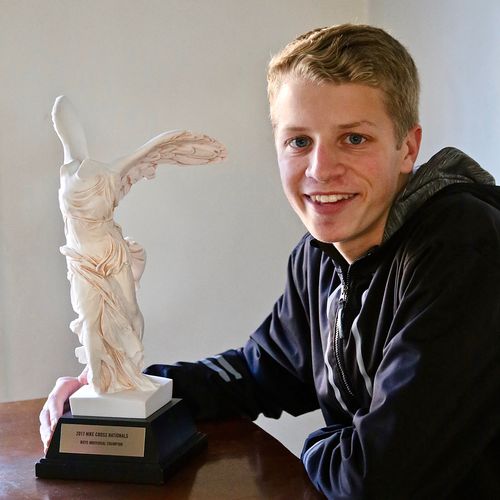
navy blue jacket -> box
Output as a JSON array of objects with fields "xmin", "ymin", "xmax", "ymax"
[{"xmin": 147, "ymin": 150, "xmax": 500, "ymax": 499}]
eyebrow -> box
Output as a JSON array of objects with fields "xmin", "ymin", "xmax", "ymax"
[
  {"xmin": 274, "ymin": 120, "xmax": 377, "ymax": 132},
  {"xmin": 275, "ymin": 126, "xmax": 307, "ymax": 132},
  {"xmin": 338, "ymin": 120, "xmax": 377, "ymax": 129}
]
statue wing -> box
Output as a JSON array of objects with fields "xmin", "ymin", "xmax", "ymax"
[{"xmin": 111, "ymin": 130, "xmax": 227, "ymax": 199}]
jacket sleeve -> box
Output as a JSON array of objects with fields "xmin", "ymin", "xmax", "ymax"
[
  {"xmin": 145, "ymin": 347, "xmax": 281, "ymax": 420},
  {"xmin": 300, "ymin": 195, "xmax": 500, "ymax": 499},
  {"xmin": 145, "ymin": 235, "xmax": 320, "ymax": 420}
]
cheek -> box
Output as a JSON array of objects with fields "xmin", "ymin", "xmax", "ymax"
[
  {"xmin": 278, "ymin": 153, "xmax": 304, "ymax": 182},
  {"xmin": 278, "ymin": 159, "xmax": 301, "ymax": 200},
  {"xmin": 357, "ymin": 156, "xmax": 400, "ymax": 193}
]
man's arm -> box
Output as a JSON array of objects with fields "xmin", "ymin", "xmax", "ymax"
[
  {"xmin": 145, "ymin": 347, "xmax": 278, "ymax": 420},
  {"xmin": 145, "ymin": 340, "xmax": 319, "ymax": 421}
]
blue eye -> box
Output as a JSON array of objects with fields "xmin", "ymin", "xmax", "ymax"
[
  {"xmin": 345, "ymin": 134, "xmax": 366, "ymax": 145},
  {"xmin": 289, "ymin": 136, "xmax": 311, "ymax": 149}
]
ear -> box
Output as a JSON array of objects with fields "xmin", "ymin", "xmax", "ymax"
[{"xmin": 399, "ymin": 124, "xmax": 422, "ymax": 174}]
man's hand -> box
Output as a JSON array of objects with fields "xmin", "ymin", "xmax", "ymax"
[{"xmin": 39, "ymin": 368, "xmax": 88, "ymax": 454}]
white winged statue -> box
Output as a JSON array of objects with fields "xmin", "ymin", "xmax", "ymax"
[{"xmin": 52, "ymin": 96, "xmax": 226, "ymax": 395}]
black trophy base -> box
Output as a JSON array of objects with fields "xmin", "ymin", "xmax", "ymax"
[{"xmin": 36, "ymin": 398, "xmax": 206, "ymax": 484}]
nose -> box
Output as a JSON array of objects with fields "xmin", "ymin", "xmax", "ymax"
[{"xmin": 305, "ymin": 142, "xmax": 345, "ymax": 182}]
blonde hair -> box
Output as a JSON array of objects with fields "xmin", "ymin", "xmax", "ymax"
[{"xmin": 267, "ymin": 24, "xmax": 420, "ymax": 146}]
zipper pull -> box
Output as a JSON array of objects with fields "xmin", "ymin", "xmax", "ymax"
[{"xmin": 339, "ymin": 283, "xmax": 348, "ymax": 305}]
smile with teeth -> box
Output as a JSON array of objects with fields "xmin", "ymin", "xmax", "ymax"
[{"xmin": 309, "ymin": 193, "xmax": 356, "ymax": 203}]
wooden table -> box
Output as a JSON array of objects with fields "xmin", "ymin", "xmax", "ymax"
[{"xmin": 0, "ymin": 399, "xmax": 323, "ymax": 499}]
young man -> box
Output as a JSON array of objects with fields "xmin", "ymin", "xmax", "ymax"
[{"xmin": 41, "ymin": 25, "xmax": 500, "ymax": 498}]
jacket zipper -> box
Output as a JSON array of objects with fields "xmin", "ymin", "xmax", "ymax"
[{"xmin": 334, "ymin": 279, "xmax": 355, "ymax": 397}]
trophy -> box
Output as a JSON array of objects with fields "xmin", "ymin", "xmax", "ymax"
[{"xmin": 36, "ymin": 96, "xmax": 226, "ymax": 483}]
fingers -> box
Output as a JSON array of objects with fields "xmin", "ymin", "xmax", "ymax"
[
  {"xmin": 39, "ymin": 403, "xmax": 52, "ymax": 454},
  {"xmin": 39, "ymin": 375, "xmax": 86, "ymax": 454}
]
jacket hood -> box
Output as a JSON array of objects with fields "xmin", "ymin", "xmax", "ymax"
[{"xmin": 383, "ymin": 147, "xmax": 496, "ymax": 241}]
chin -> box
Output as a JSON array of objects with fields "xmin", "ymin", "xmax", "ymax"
[
  {"xmin": 298, "ymin": 213, "xmax": 346, "ymax": 244},
  {"xmin": 306, "ymin": 227, "xmax": 339, "ymax": 244}
]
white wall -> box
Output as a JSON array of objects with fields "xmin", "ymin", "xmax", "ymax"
[
  {"xmin": 0, "ymin": 0, "xmax": 365, "ymax": 455},
  {"xmin": 369, "ymin": 0, "xmax": 500, "ymax": 180}
]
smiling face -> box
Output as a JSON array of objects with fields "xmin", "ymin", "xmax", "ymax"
[{"xmin": 272, "ymin": 79, "xmax": 421, "ymax": 262}]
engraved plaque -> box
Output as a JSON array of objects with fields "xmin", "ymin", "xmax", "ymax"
[{"xmin": 60, "ymin": 423, "xmax": 146, "ymax": 457}]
